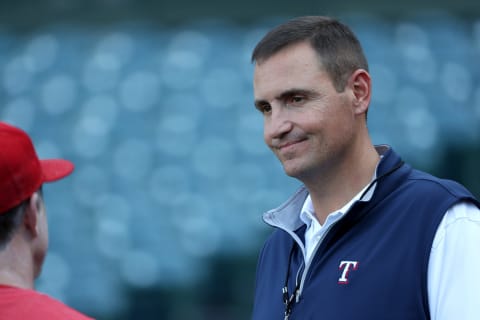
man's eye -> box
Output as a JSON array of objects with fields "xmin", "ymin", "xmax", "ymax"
[
  {"xmin": 258, "ymin": 104, "xmax": 272, "ymax": 114},
  {"xmin": 290, "ymin": 96, "xmax": 304, "ymax": 103}
]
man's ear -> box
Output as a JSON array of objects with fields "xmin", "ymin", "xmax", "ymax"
[
  {"xmin": 348, "ymin": 69, "xmax": 371, "ymax": 115},
  {"xmin": 23, "ymin": 192, "xmax": 42, "ymax": 238}
]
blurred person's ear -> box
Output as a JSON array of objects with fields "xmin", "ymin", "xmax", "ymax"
[{"xmin": 23, "ymin": 192, "xmax": 42, "ymax": 238}]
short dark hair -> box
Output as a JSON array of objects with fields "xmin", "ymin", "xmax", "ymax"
[
  {"xmin": 251, "ymin": 16, "xmax": 369, "ymax": 92},
  {"xmin": 0, "ymin": 187, "xmax": 43, "ymax": 249},
  {"xmin": 0, "ymin": 200, "xmax": 28, "ymax": 249}
]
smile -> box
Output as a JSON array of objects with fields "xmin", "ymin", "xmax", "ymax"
[{"xmin": 278, "ymin": 139, "xmax": 307, "ymax": 151}]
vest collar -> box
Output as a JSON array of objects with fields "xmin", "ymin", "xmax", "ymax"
[{"xmin": 263, "ymin": 145, "xmax": 408, "ymax": 232}]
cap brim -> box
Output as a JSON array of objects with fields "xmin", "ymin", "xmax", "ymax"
[{"xmin": 40, "ymin": 159, "xmax": 75, "ymax": 182}]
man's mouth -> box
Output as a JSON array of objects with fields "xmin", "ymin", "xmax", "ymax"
[{"xmin": 277, "ymin": 138, "xmax": 307, "ymax": 151}]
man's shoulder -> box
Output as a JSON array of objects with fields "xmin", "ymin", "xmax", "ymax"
[
  {"xmin": 4, "ymin": 287, "xmax": 93, "ymax": 320},
  {"xmin": 0, "ymin": 285, "xmax": 91, "ymax": 319},
  {"xmin": 407, "ymin": 168, "xmax": 476, "ymax": 199},
  {"xmin": 262, "ymin": 227, "xmax": 292, "ymax": 247}
]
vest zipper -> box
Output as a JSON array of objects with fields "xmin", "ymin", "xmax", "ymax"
[{"xmin": 295, "ymin": 221, "xmax": 338, "ymax": 302}]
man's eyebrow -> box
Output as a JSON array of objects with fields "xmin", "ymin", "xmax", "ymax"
[
  {"xmin": 277, "ymin": 88, "xmax": 315, "ymax": 100},
  {"xmin": 254, "ymin": 88, "xmax": 317, "ymax": 109}
]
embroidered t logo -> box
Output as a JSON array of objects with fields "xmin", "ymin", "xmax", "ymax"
[{"xmin": 338, "ymin": 260, "xmax": 358, "ymax": 284}]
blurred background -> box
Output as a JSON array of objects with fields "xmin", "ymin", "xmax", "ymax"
[{"xmin": 1, "ymin": 0, "xmax": 480, "ymax": 319}]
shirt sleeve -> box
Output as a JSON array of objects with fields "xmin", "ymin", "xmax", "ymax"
[{"xmin": 428, "ymin": 201, "xmax": 480, "ymax": 320}]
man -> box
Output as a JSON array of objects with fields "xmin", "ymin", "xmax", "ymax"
[
  {"xmin": 0, "ymin": 122, "xmax": 93, "ymax": 319},
  {"xmin": 251, "ymin": 16, "xmax": 480, "ymax": 320}
]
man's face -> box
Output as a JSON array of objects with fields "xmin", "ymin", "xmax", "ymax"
[{"xmin": 253, "ymin": 42, "xmax": 358, "ymax": 181}]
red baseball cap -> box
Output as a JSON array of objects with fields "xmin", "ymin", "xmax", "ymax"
[{"xmin": 0, "ymin": 122, "xmax": 74, "ymax": 213}]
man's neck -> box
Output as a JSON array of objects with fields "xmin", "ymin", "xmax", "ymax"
[
  {"xmin": 304, "ymin": 144, "xmax": 380, "ymax": 225},
  {"xmin": 0, "ymin": 241, "xmax": 35, "ymax": 290}
]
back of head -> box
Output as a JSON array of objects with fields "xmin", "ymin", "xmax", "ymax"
[
  {"xmin": 0, "ymin": 122, "xmax": 74, "ymax": 215},
  {"xmin": 251, "ymin": 16, "xmax": 369, "ymax": 92},
  {"xmin": 0, "ymin": 202, "xmax": 28, "ymax": 249}
]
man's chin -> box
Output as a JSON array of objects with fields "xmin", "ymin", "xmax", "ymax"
[
  {"xmin": 282, "ymin": 164, "xmax": 302, "ymax": 178},
  {"xmin": 282, "ymin": 162, "xmax": 315, "ymax": 182}
]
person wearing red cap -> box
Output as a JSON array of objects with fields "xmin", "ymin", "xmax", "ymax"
[{"xmin": 0, "ymin": 122, "xmax": 93, "ymax": 319}]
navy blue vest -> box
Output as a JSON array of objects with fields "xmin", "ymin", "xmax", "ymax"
[{"xmin": 252, "ymin": 148, "xmax": 480, "ymax": 320}]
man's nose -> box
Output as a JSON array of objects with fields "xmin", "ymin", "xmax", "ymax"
[{"xmin": 264, "ymin": 107, "xmax": 293, "ymax": 141}]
